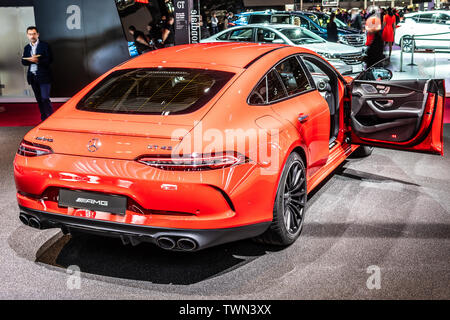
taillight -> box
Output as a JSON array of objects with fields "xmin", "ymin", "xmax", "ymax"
[
  {"xmin": 136, "ymin": 152, "xmax": 248, "ymax": 170},
  {"xmin": 17, "ymin": 140, "xmax": 53, "ymax": 157}
]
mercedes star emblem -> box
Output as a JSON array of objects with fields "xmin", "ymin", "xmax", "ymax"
[{"xmin": 87, "ymin": 138, "xmax": 101, "ymax": 152}]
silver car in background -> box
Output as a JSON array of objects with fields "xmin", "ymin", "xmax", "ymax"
[
  {"xmin": 395, "ymin": 10, "xmax": 450, "ymax": 52},
  {"xmin": 201, "ymin": 24, "xmax": 364, "ymax": 75}
]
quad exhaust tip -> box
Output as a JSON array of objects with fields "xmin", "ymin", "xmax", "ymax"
[
  {"xmin": 19, "ymin": 213, "xmax": 29, "ymax": 226},
  {"xmin": 28, "ymin": 217, "xmax": 42, "ymax": 229},
  {"xmin": 20, "ymin": 213, "xmax": 42, "ymax": 229},
  {"xmin": 157, "ymin": 237, "xmax": 176, "ymax": 250},
  {"xmin": 157, "ymin": 236, "xmax": 198, "ymax": 251},
  {"xmin": 177, "ymin": 238, "xmax": 197, "ymax": 251},
  {"xmin": 19, "ymin": 213, "xmax": 200, "ymax": 251}
]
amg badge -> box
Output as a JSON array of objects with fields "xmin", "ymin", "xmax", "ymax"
[
  {"xmin": 75, "ymin": 198, "xmax": 108, "ymax": 206},
  {"xmin": 58, "ymin": 189, "xmax": 127, "ymax": 215}
]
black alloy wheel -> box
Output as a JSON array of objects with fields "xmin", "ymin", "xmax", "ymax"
[
  {"xmin": 282, "ymin": 159, "xmax": 307, "ymax": 235},
  {"xmin": 253, "ymin": 152, "xmax": 307, "ymax": 246}
]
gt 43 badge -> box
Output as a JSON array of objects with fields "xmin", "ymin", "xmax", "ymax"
[{"xmin": 147, "ymin": 145, "xmax": 173, "ymax": 151}]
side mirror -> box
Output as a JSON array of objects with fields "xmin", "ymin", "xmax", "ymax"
[
  {"xmin": 272, "ymin": 38, "xmax": 285, "ymax": 44},
  {"xmin": 370, "ymin": 67, "xmax": 393, "ymax": 81},
  {"xmin": 356, "ymin": 58, "xmax": 393, "ymax": 81}
]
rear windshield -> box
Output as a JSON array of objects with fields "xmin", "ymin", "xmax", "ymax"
[{"xmin": 76, "ymin": 68, "xmax": 234, "ymax": 115}]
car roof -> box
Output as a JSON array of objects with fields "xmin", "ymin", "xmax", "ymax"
[{"xmin": 120, "ymin": 42, "xmax": 290, "ymax": 69}]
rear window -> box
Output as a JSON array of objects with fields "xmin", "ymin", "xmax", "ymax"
[{"xmin": 76, "ymin": 68, "xmax": 234, "ymax": 115}]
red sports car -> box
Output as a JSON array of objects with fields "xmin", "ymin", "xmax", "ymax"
[{"xmin": 14, "ymin": 43, "xmax": 445, "ymax": 251}]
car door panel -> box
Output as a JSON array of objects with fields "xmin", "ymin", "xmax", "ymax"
[
  {"xmin": 349, "ymin": 79, "xmax": 445, "ymax": 155},
  {"xmin": 268, "ymin": 57, "xmax": 329, "ymax": 177}
]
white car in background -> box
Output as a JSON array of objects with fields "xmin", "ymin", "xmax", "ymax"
[
  {"xmin": 201, "ymin": 24, "xmax": 364, "ymax": 75},
  {"xmin": 395, "ymin": 10, "xmax": 450, "ymax": 51}
]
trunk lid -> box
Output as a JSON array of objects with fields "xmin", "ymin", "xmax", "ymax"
[{"xmin": 30, "ymin": 113, "xmax": 195, "ymax": 160}]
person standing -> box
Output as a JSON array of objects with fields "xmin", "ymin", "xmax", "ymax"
[
  {"xmin": 21, "ymin": 26, "xmax": 53, "ymax": 121},
  {"xmin": 211, "ymin": 12, "xmax": 219, "ymax": 35},
  {"xmin": 327, "ymin": 13, "xmax": 338, "ymax": 42},
  {"xmin": 128, "ymin": 26, "xmax": 151, "ymax": 54},
  {"xmin": 200, "ymin": 17, "xmax": 210, "ymax": 39},
  {"xmin": 364, "ymin": 16, "xmax": 385, "ymax": 71},
  {"xmin": 382, "ymin": 7, "xmax": 396, "ymax": 58},
  {"xmin": 146, "ymin": 22, "xmax": 159, "ymax": 50},
  {"xmin": 200, "ymin": 16, "xmax": 210, "ymax": 39},
  {"xmin": 351, "ymin": 9, "xmax": 362, "ymax": 31},
  {"xmin": 380, "ymin": 8, "xmax": 386, "ymax": 27},
  {"xmin": 336, "ymin": 9, "xmax": 343, "ymax": 22},
  {"xmin": 393, "ymin": 8, "xmax": 400, "ymax": 25},
  {"xmin": 226, "ymin": 12, "xmax": 234, "ymax": 29},
  {"xmin": 223, "ymin": 12, "xmax": 230, "ymax": 30},
  {"xmin": 161, "ymin": 16, "xmax": 175, "ymax": 48}
]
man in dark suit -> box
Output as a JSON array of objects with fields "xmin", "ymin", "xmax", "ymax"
[{"xmin": 21, "ymin": 26, "xmax": 53, "ymax": 121}]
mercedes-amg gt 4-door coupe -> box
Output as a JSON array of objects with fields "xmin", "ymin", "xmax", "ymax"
[{"xmin": 14, "ymin": 43, "xmax": 445, "ymax": 251}]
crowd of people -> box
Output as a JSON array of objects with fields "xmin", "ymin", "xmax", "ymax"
[
  {"xmin": 323, "ymin": 6, "xmax": 411, "ymax": 67},
  {"xmin": 326, "ymin": 6, "xmax": 406, "ymax": 31},
  {"xmin": 127, "ymin": 5, "xmax": 417, "ymax": 67},
  {"xmin": 128, "ymin": 11, "xmax": 236, "ymax": 55},
  {"xmin": 128, "ymin": 15, "xmax": 176, "ymax": 55}
]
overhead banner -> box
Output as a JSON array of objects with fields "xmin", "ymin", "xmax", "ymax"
[{"xmin": 173, "ymin": 0, "xmax": 201, "ymax": 45}]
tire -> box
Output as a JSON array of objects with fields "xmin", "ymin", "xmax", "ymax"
[
  {"xmin": 351, "ymin": 145, "xmax": 374, "ymax": 158},
  {"xmin": 253, "ymin": 152, "xmax": 307, "ymax": 246}
]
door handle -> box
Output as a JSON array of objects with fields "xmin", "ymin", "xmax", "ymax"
[
  {"xmin": 298, "ymin": 114, "xmax": 309, "ymax": 123},
  {"xmin": 374, "ymin": 99, "xmax": 394, "ymax": 108}
]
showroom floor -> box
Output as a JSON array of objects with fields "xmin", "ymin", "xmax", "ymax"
[{"xmin": 1, "ymin": 125, "xmax": 449, "ymax": 299}]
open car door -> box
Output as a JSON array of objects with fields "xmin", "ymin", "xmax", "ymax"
[{"xmin": 348, "ymin": 75, "xmax": 445, "ymax": 155}]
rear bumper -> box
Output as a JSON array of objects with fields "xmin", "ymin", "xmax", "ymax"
[
  {"xmin": 14, "ymin": 153, "xmax": 278, "ymax": 229},
  {"xmin": 19, "ymin": 205, "xmax": 271, "ymax": 251}
]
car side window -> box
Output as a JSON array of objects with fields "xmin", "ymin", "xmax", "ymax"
[
  {"xmin": 248, "ymin": 77, "xmax": 267, "ymax": 105},
  {"xmin": 271, "ymin": 15, "xmax": 290, "ymax": 24},
  {"xmin": 299, "ymin": 16, "xmax": 310, "ymax": 29},
  {"xmin": 249, "ymin": 15, "xmax": 271, "ymax": 24},
  {"xmin": 229, "ymin": 28, "xmax": 254, "ymax": 42},
  {"xmin": 303, "ymin": 59, "xmax": 325, "ymax": 76},
  {"xmin": 292, "ymin": 16, "xmax": 301, "ymax": 26},
  {"xmin": 267, "ymin": 70, "xmax": 288, "ymax": 102},
  {"xmin": 434, "ymin": 13, "xmax": 450, "ymax": 24},
  {"xmin": 418, "ymin": 13, "xmax": 433, "ymax": 23},
  {"xmin": 274, "ymin": 57, "xmax": 312, "ymax": 96},
  {"xmin": 256, "ymin": 28, "xmax": 285, "ymax": 44},
  {"xmin": 217, "ymin": 31, "xmax": 231, "ymax": 40},
  {"xmin": 302, "ymin": 58, "xmax": 332, "ymax": 91}
]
